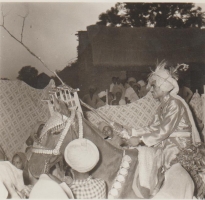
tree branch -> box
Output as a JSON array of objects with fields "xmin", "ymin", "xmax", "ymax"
[
  {"xmin": 18, "ymin": 11, "xmax": 29, "ymax": 43},
  {"xmin": 0, "ymin": 7, "xmax": 64, "ymax": 85}
]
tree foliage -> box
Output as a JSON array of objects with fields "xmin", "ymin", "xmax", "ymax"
[
  {"xmin": 17, "ymin": 66, "xmax": 38, "ymax": 87},
  {"xmin": 97, "ymin": 3, "xmax": 205, "ymax": 28}
]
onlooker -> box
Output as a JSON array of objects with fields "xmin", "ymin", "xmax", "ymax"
[
  {"xmin": 137, "ymin": 80, "xmax": 148, "ymax": 98},
  {"xmin": 178, "ymin": 79, "xmax": 193, "ymax": 103},
  {"xmin": 125, "ymin": 77, "xmax": 138, "ymax": 104},
  {"xmin": 82, "ymin": 85, "xmax": 101, "ymax": 109},
  {"xmin": 64, "ymin": 138, "xmax": 106, "ymax": 199},
  {"xmin": 109, "ymin": 77, "xmax": 117, "ymax": 93},
  {"xmin": 96, "ymin": 91, "xmax": 106, "ymax": 108},
  {"xmin": 129, "ymin": 83, "xmax": 140, "ymax": 102},
  {"xmin": 111, "ymin": 88, "xmax": 126, "ymax": 105},
  {"xmin": 108, "ymin": 92, "xmax": 114, "ymax": 105},
  {"xmin": 12, "ymin": 152, "xmax": 28, "ymax": 170},
  {"xmin": 112, "ymin": 77, "xmax": 125, "ymax": 99}
]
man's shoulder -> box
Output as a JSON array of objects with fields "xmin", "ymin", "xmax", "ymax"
[
  {"xmin": 168, "ymin": 96, "xmax": 184, "ymax": 108},
  {"xmin": 91, "ymin": 177, "xmax": 105, "ymax": 183}
]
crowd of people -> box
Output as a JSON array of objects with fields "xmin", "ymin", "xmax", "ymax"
[
  {"xmin": 82, "ymin": 76, "xmax": 149, "ymax": 109},
  {"xmin": 82, "ymin": 75, "xmax": 194, "ymax": 110}
]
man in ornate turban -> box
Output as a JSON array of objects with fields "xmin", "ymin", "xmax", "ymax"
[{"xmin": 121, "ymin": 61, "xmax": 202, "ymax": 198}]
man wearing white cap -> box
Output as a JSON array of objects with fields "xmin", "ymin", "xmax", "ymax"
[
  {"xmin": 64, "ymin": 138, "xmax": 106, "ymax": 199},
  {"xmin": 125, "ymin": 77, "xmax": 139, "ymax": 103},
  {"xmin": 121, "ymin": 61, "xmax": 202, "ymax": 198},
  {"xmin": 96, "ymin": 91, "xmax": 106, "ymax": 108}
]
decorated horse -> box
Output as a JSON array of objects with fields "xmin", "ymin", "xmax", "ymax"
[{"xmin": 27, "ymin": 81, "xmax": 161, "ymax": 198}]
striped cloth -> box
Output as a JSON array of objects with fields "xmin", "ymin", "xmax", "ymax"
[{"xmin": 70, "ymin": 176, "xmax": 106, "ymax": 199}]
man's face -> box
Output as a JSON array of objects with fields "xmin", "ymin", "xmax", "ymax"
[
  {"xmin": 116, "ymin": 92, "xmax": 122, "ymax": 99},
  {"xmin": 129, "ymin": 81, "xmax": 135, "ymax": 87},
  {"xmin": 12, "ymin": 155, "xmax": 23, "ymax": 170},
  {"xmin": 116, "ymin": 79, "xmax": 121, "ymax": 84},
  {"xmin": 89, "ymin": 88, "xmax": 95, "ymax": 94},
  {"xmin": 103, "ymin": 126, "xmax": 113, "ymax": 137},
  {"xmin": 150, "ymin": 81, "xmax": 164, "ymax": 99},
  {"xmin": 112, "ymin": 78, "xmax": 117, "ymax": 84}
]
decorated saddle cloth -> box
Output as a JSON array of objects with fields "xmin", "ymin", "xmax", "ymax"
[
  {"xmin": 0, "ymin": 80, "xmax": 52, "ymax": 160},
  {"xmin": 85, "ymin": 92, "xmax": 160, "ymax": 129}
]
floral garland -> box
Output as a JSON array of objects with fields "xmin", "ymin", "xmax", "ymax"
[
  {"xmin": 108, "ymin": 152, "xmax": 132, "ymax": 199},
  {"xmin": 177, "ymin": 144, "xmax": 205, "ymax": 199},
  {"xmin": 32, "ymin": 109, "xmax": 76, "ymax": 155},
  {"xmin": 76, "ymin": 111, "xmax": 83, "ymax": 138}
]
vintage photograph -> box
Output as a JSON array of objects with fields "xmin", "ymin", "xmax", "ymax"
[{"xmin": 0, "ymin": 1, "xmax": 205, "ymax": 199}]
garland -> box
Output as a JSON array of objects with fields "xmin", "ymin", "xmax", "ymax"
[
  {"xmin": 32, "ymin": 109, "xmax": 75, "ymax": 155},
  {"xmin": 76, "ymin": 111, "xmax": 83, "ymax": 138},
  {"xmin": 108, "ymin": 152, "xmax": 132, "ymax": 199}
]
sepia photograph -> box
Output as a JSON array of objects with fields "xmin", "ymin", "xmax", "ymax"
[{"xmin": 0, "ymin": 1, "xmax": 205, "ymax": 199}]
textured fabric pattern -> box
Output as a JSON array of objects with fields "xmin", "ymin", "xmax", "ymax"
[
  {"xmin": 86, "ymin": 92, "xmax": 159, "ymax": 130},
  {"xmin": 70, "ymin": 176, "xmax": 106, "ymax": 199},
  {"xmin": 190, "ymin": 91, "xmax": 203, "ymax": 121},
  {"xmin": 0, "ymin": 80, "xmax": 52, "ymax": 160}
]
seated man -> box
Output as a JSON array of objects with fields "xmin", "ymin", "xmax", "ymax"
[
  {"xmin": 64, "ymin": 138, "xmax": 106, "ymax": 199},
  {"xmin": 82, "ymin": 85, "xmax": 101, "ymax": 109},
  {"xmin": 111, "ymin": 88, "xmax": 126, "ymax": 105},
  {"xmin": 125, "ymin": 77, "xmax": 139, "ymax": 104},
  {"xmin": 120, "ymin": 61, "xmax": 201, "ymax": 198}
]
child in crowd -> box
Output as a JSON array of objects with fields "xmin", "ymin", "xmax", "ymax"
[
  {"xmin": 64, "ymin": 138, "xmax": 106, "ymax": 199},
  {"xmin": 12, "ymin": 152, "xmax": 31, "ymax": 186},
  {"xmin": 0, "ymin": 161, "xmax": 31, "ymax": 198}
]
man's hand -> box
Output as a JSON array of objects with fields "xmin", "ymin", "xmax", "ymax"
[{"xmin": 127, "ymin": 137, "xmax": 141, "ymax": 147}]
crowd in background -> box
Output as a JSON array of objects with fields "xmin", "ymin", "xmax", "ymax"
[
  {"xmin": 82, "ymin": 76, "xmax": 149, "ymax": 109},
  {"xmin": 82, "ymin": 75, "xmax": 195, "ymax": 110}
]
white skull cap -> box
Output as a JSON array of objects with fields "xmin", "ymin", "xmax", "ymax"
[{"xmin": 64, "ymin": 138, "xmax": 99, "ymax": 173}]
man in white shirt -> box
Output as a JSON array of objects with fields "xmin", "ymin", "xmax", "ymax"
[
  {"xmin": 125, "ymin": 77, "xmax": 139, "ymax": 104},
  {"xmin": 109, "ymin": 77, "xmax": 117, "ymax": 93}
]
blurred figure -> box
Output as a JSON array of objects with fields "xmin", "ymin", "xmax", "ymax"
[
  {"xmin": 108, "ymin": 92, "xmax": 114, "ymax": 105},
  {"xmin": 112, "ymin": 77, "xmax": 125, "ymax": 99},
  {"xmin": 82, "ymin": 85, "xmax": 101, "ymax": 109},
  {"xmin": 110, "ymin": 77, "xmax": 117, "ymax": 93},
  {"xmin": 96, "ymin": 91, "xmax": 106, "ymax": 108},
  {"xmin": 137, "ymin": 80, "xmax": 148, "ymax": 98},
  {"xmin": 125, "ymin": 77, "xmax": 139, "ymax": 104},
  {"xmin": 178, "ymin": 79, "xmax": 193, "ymax": 103},
  {"xmin": 111, "ymin": 88, "xmax": 126, "ymax": 105},
  {"xmin": 130, "ymin": 83, "xmax": 140, "ymax": 102}
]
